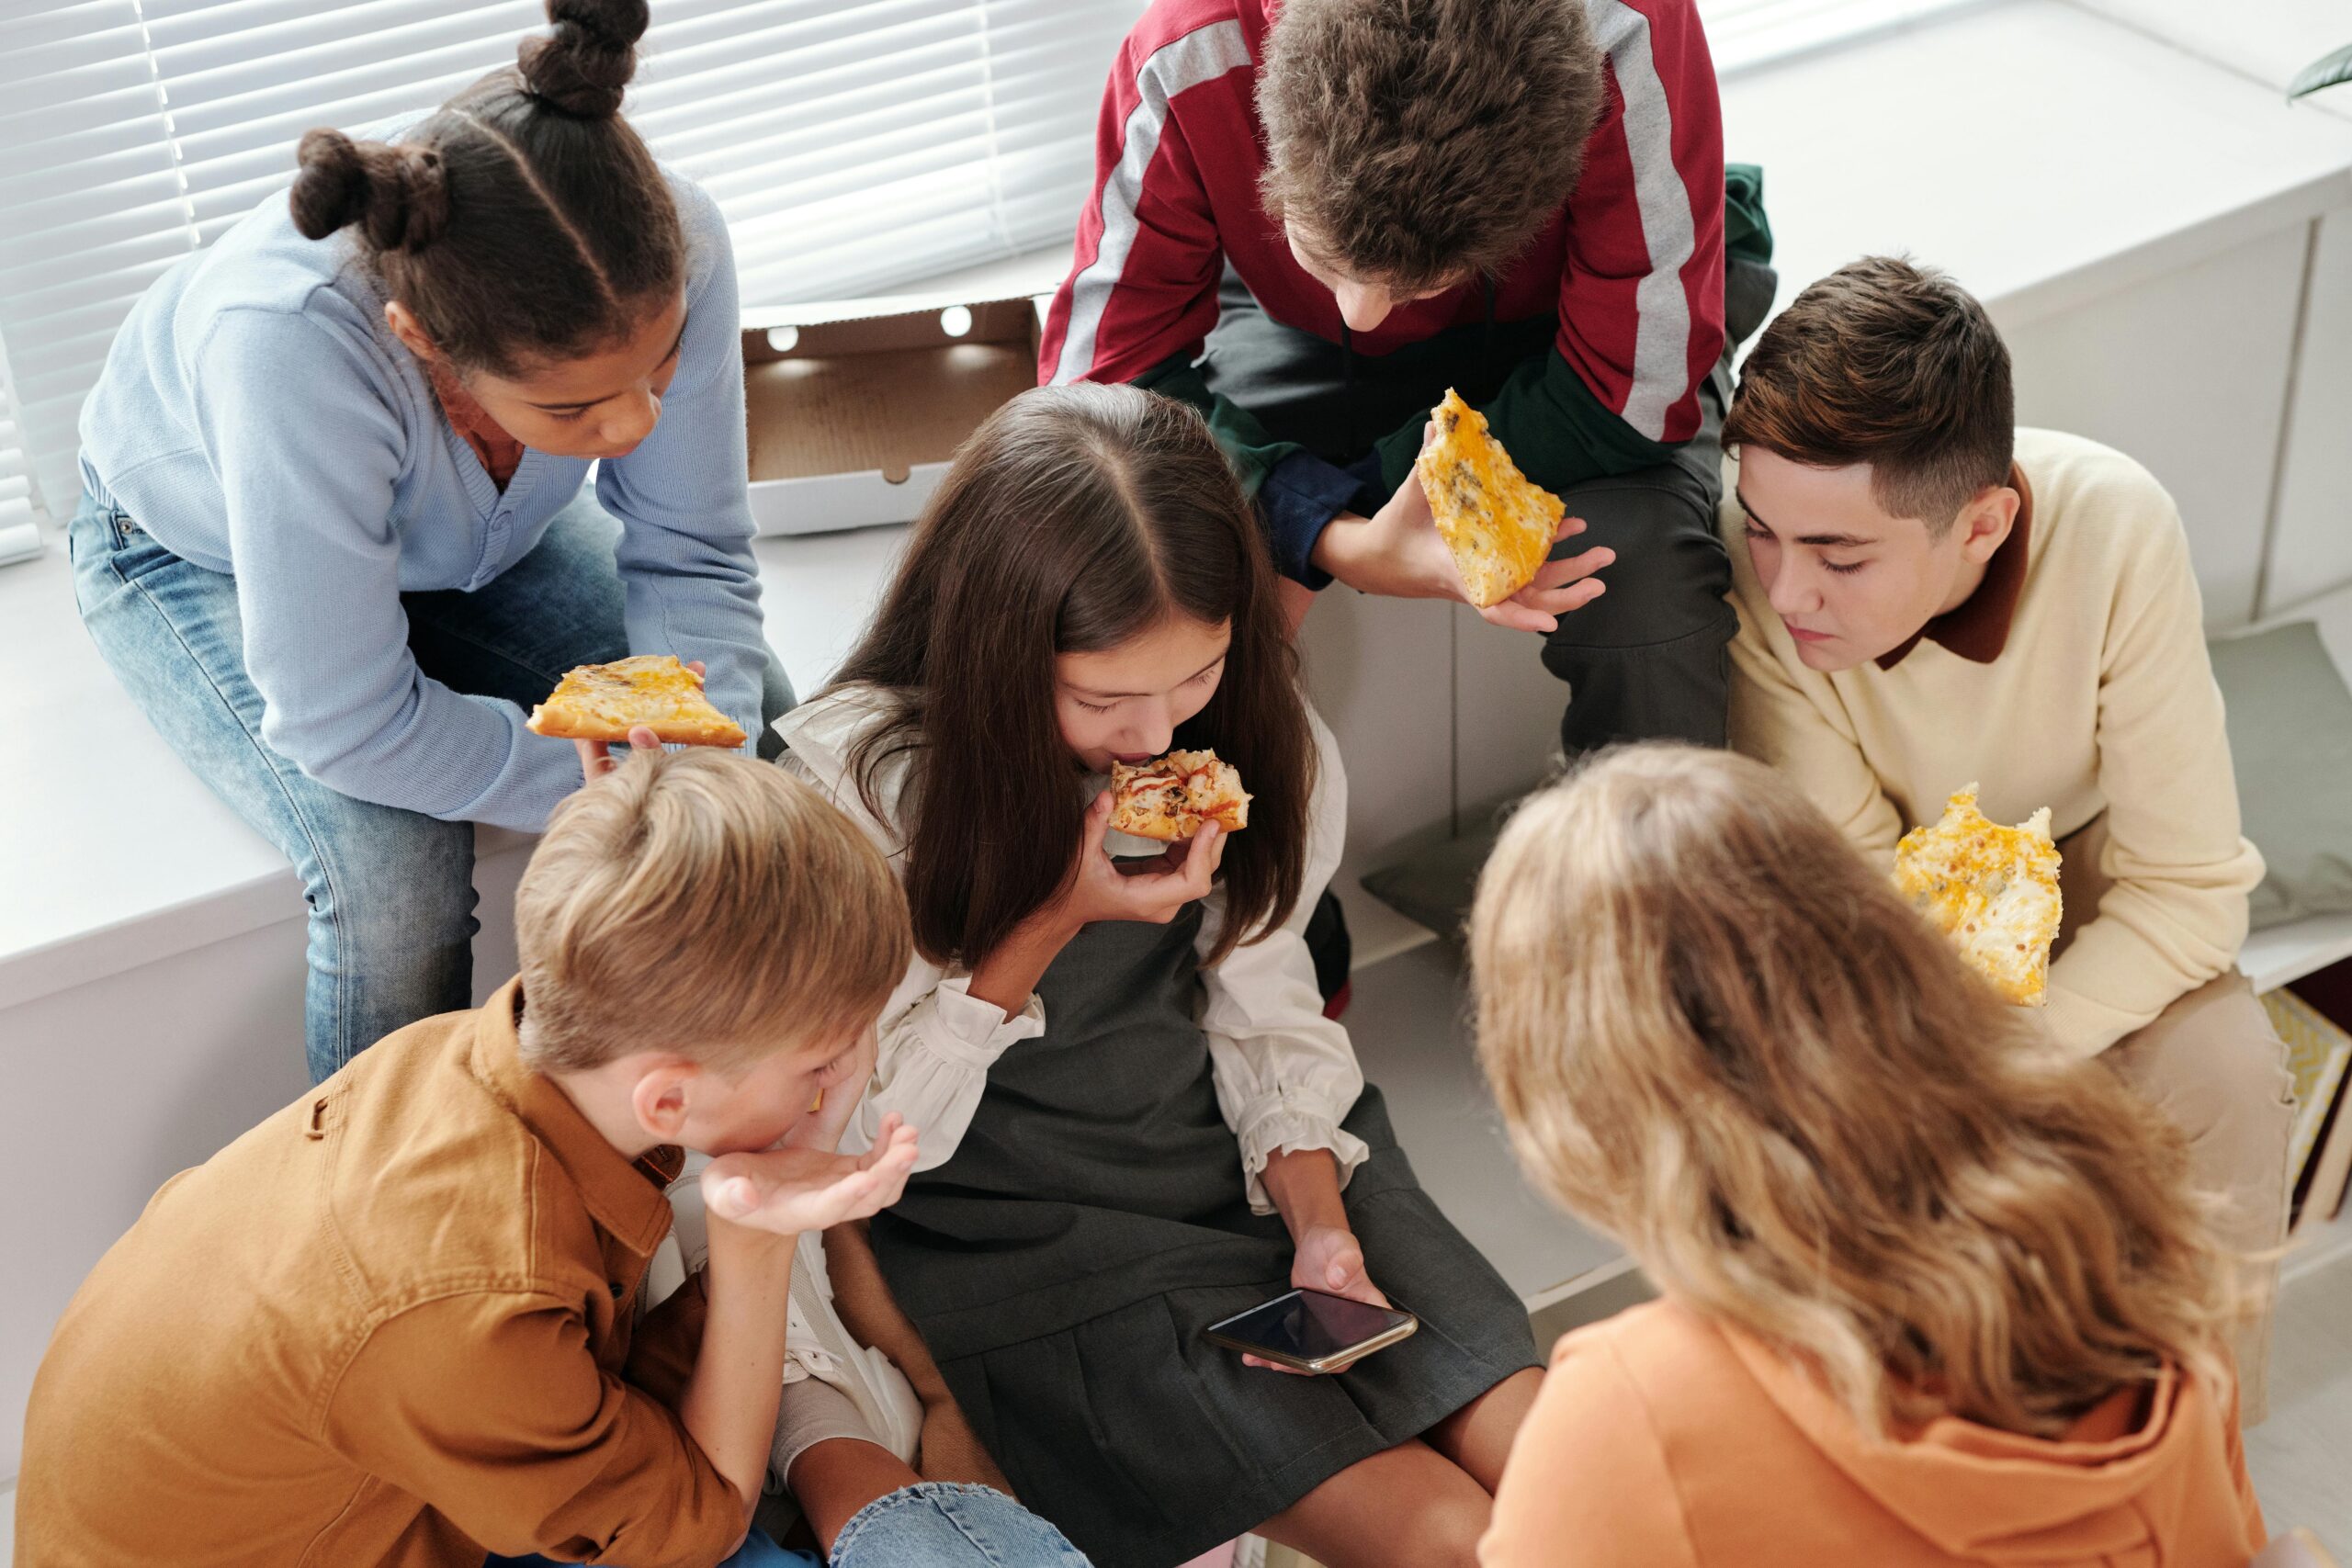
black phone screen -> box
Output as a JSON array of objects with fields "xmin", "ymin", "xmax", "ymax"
[{"xmin": 1208, "ymin": 1288, "xmax": 1413, "ymax": 1359}]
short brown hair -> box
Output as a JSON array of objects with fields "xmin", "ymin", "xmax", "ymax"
[
  {"xmin": 1472, "ymin": 746, "xmax": 2237, "ymax": 1440},
  {"xmin": 1256, "ymin": 0, "xmax": 1603, "ymax": 291},
  {"xmin": 514, "ymin": 750, "xmax": 910, "ymax": 1072},
  {"xmin": 1724, "ymin": 256, "xmax": 2015, "ymax": 532}
]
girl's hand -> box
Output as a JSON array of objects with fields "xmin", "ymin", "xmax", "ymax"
[
  {"xmin": 701, "ymin": 1113, "xmax": 919, "ymax": 1237},
  {"xmin": 571, "ymin": 660, "xmax": 708, "ymax": 780},
  {"xmin": 780, "ymin": 1032, "xmax": 878, "ymax": 1155},
  {"xmin": 575, "ymin": 723, "xmax": 663, "ymax": 782},
  {"xmin": 1046, "ymin": 788, "xmax": 1227, "ymax": 931},
  {"xmin": 1244, "ymin": 1224, "xmax": 1391, "ymax": 1377}
]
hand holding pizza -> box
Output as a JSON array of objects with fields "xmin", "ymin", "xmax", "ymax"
[
  {"xmin": 1310, "ymin": 415, "xmax": 1614, "ymax": 633},
  {"xmin": 569, "ymin": 660, "xmax": 707, "ymax": 781},
  {"xmin": 1046, "ymin": 787, "xmax": 1227, "ymax": 932}
]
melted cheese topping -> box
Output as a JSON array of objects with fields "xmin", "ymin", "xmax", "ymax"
[
  {"xmin": 1414, "ymin": 389, "xmax": 1566, "ymax": 608},
  {"xmin": 1109, "ymin": 749, "xmax": 1250, "ymax": 840},
  {"xmin": 526, "ymin": 654, "xmax": 746, "ymax": 746},
  {"xmin": 1892, "ymin": 785, "xmax": 2063, "ymax": 1006}
]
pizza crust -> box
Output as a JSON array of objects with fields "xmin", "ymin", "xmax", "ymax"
[
  {"xmin": 1415, "ymin": 388, "xmax": 1566, "ymax": 608},
  {"xmin": 1107, "ymin": 749, "xmax": 1250, "ymax": 841},
  {"xmin": 526, "ymin": 654, "xmax": 749, "ymax": 748},
  {"xmin": 1892, "ymin": 784, "xmax": 2064, "ymax": 1007}
]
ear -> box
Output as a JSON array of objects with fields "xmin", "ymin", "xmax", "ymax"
[
  {"xmin": 1954, "ymin": 484, "xmax": 2019, "ymax": 566},
  {"xmin": 382, "ymin": 299, "xmax": 440, "ymax": 364},
  {"xmin": 628, "ymin": 1058, "xmax": 702, "ymax": 1145}
]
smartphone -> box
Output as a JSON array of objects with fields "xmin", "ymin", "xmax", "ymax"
[{"xmin": 1204, "ymin": 1288, "xmax": 1419, "ymax": 1374}]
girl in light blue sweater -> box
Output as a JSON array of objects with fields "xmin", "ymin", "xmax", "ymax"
[{"xmin": 70, "ymin": 0, "xmax": 789, "ymax": 1082}]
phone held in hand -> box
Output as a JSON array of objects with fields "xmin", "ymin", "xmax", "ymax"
[{"xmin": 1204, "ymin": 1287, "xmax": 1419, "ymax": 1374}]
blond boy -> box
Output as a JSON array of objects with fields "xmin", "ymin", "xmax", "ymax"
[{"xmin": 15, "ymin": 749, "xmax": 921, "ymax": 1567}]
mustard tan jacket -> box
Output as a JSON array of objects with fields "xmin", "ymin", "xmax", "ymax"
[{"xmin": 15, "ymin": 980, "xmax": 738, "ymax": 1568}]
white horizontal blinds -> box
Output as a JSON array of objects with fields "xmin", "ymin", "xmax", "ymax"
[
  {"xmin": 0, "ymin": 1, "xmax": 536, "ymax": 511},
  {"xmin": 630, "ymin": 0, "xmax": 1143, "ymax": 305},
  {"xmin": 1698, "ymin": 0, "xmax": 1982, "ymax": 72},
  {"xmin": 0, "ymin": 1, "xmax": 189, "ymax": 514},
  {"xmin": 0, "ymin": 0, "xmax": 1143, "ymax": 509}
]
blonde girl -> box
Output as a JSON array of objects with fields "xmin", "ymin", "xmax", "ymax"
[{"xmin": 1470, "ymin": 744, "xmax": 2263, "ymax": 1568}]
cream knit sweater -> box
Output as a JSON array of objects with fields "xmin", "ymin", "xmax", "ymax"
[{"xmin": 1725, "ymin": 428, "xmax": 2263, "ymax": 1057}]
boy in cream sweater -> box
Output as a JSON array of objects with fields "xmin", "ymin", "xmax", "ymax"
[{"xmin": 1718, "ymin": 255, "xmax": 2295, "ymax": 1417}]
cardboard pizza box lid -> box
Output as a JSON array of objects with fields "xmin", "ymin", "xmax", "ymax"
[{"xmin": 741, "ymin": 296, "xmax": 1043, "ymax": 536}]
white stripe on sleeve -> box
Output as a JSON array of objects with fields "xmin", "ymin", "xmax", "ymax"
[
  {"xmin": 1587, "ymin": 0, "xmax": 1699, "ymax": 442},
  {"xmin": 1049, "ymin": 19, "xmax": 1254, "ymax": 387}
]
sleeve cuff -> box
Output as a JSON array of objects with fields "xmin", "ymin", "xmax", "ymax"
[
  {"xmin": 927, "ymin": 976, "xmax": 1047, "ymax": 1068},
  {"xmin": 1256, "ymin": 450, "xmax": 1377, "ymax": 590},
  {"xmin": 1232, "ymin": 1098, "xmax": 1373, "ymax": 1215}
]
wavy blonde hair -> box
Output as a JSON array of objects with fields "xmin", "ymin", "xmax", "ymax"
[{"xmin": 1470, "ymin": 745, "xmax": 2239, "ymax": 1438}]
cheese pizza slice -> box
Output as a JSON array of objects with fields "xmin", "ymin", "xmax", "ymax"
[
  {"xmin": 1108, "ymin": 749, "xmax": 1250, "ymax": 842},
  {"xmin": 526, "ymin": 654, "xmax": 748, "ymax": 748},
  {"xmin": 1414, "ymin": 388, "xmax": 1566, "ymax": 608},
  {"xmin": 1892, "ymin": 784, "xmax": 2063, "ymax": 1007}
]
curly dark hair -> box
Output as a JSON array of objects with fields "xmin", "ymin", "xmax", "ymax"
[
  {"xmin": 1256, "ymin": 0, "xmax": 1604, "ymax": 291},
  {"xmin": 288, "ymin": 0, "xmax": 682, "ymax": 376}
]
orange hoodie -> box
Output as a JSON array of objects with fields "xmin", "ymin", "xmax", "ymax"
[{"xmin": 1481, "ymin": 1299, "xmax": 2265, "ymax": 1568}]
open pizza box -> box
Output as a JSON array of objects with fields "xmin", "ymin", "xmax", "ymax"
[{"xmin": 741, "ymin": 294, "xmax": 1044, "ymax": 536}]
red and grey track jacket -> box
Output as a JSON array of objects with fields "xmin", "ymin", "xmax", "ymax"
[{"xmin": 1040, "ymin": 0, "xmax": 1728, "ymax": 584}]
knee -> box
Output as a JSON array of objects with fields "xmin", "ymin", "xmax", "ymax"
[
  {"xmin": 2147, "ymin": 985, "xmax": 2295, "ymax": 1129},
  {"xmin": 1394, "ymin": 1488, "xmax": 1492, "ymax": 1568},
  {"xmin": 299, "ymin": 815, "xmax": 478, "ymax": 948}
]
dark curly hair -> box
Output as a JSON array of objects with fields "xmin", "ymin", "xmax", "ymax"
[
  {"xmin": 1256, "ymin": 0, "xmax": 1604, "ymax": 291},
  {"xmin": 288, "ymin": 0, "xmax": 682, "ymax": 375}
]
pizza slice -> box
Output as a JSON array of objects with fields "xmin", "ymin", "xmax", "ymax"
[
  {"xmin": 1891, "ymin": 784, "xmax": 2064, "ymax": 1007},
  {"xmin": 1108, "ymin": 749, "xmax": 1250, "ymax": 841},
  {"xmin": 1414, "ymin": 388, "xmax": 1566, "ymax": 609},
  {"xmin": 525, "ymin": 654, "xmax": 748, "ymax": 748}
]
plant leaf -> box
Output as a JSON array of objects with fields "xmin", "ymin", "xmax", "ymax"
[{"xmin": 2290, "ymin": 42, "xmax": 2352, "ymax": 100}]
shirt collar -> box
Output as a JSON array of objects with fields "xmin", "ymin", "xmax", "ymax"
[
  {"xmin": 1876, "ymin": 463, "xmax": 2034, "ymax": 671},
  {"xmin": 469, "ymin": 976, "xmax": 684, "ymax": 1258}
]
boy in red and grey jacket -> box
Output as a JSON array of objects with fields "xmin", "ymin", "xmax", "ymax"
[{"xmin": 1044, "ymin": 0, "xmax": 1773, "ymax": 757}]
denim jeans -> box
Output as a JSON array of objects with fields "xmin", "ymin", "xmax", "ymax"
[
  {"xmin": 69, "ymin": 484, "xmax": 794, "ymax": 1083},
  {"xmin": 485, "ymin": 1483, "xmax": 1094, "ymax": 1568}
]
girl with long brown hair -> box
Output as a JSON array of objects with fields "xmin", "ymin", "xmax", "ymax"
[
  {"xmin": 1470, "ymin": 744, "xmax": 2265, "ymax": 1567},
  {"xmin": 776, "ymin": 381, "xmax": 1543, "ymax": 1568}
]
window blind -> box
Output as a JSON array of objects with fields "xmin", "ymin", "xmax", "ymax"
[{"xmin": 0, "ymin": 0, "xmax": 1144, "ymax": 514}]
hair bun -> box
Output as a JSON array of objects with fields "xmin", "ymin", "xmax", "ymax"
[
  {"xmin": 289, "ymin": 129, "xmax": 450, "ymax": 254},
  {"xmin": 518, "ymin": 0, "xmax": 650, "ymax": 118}
]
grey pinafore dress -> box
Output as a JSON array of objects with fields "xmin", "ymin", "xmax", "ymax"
[{"xmin": 869, "ymin": 907, "xmax": 1539, "ymax": 1568}]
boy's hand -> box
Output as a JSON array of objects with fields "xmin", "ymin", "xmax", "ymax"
[
  {"xmin": 571, "ymin": 661, "xmax": 709, "ymax": 780},
  {"xmin": 702, "ymin": 1113, "xmax": 919, "ymax": 1235},
  {"xmin": 1309, "ymin": 426, "xmax": 1612, "ymax": 633}
]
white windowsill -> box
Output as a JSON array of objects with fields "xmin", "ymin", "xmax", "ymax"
[{"xmin": 6, "ymin": 0, "xmax": 2352, "ymax": 1012}]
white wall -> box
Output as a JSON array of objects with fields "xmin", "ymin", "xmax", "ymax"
[
  {"xmin": 2003, "ymin": 223, "xmax": 2312, "ymax": 630},
  {"xmin": 2270, "ymin": 209, "xmax": 2352, "ymax": 616}
]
